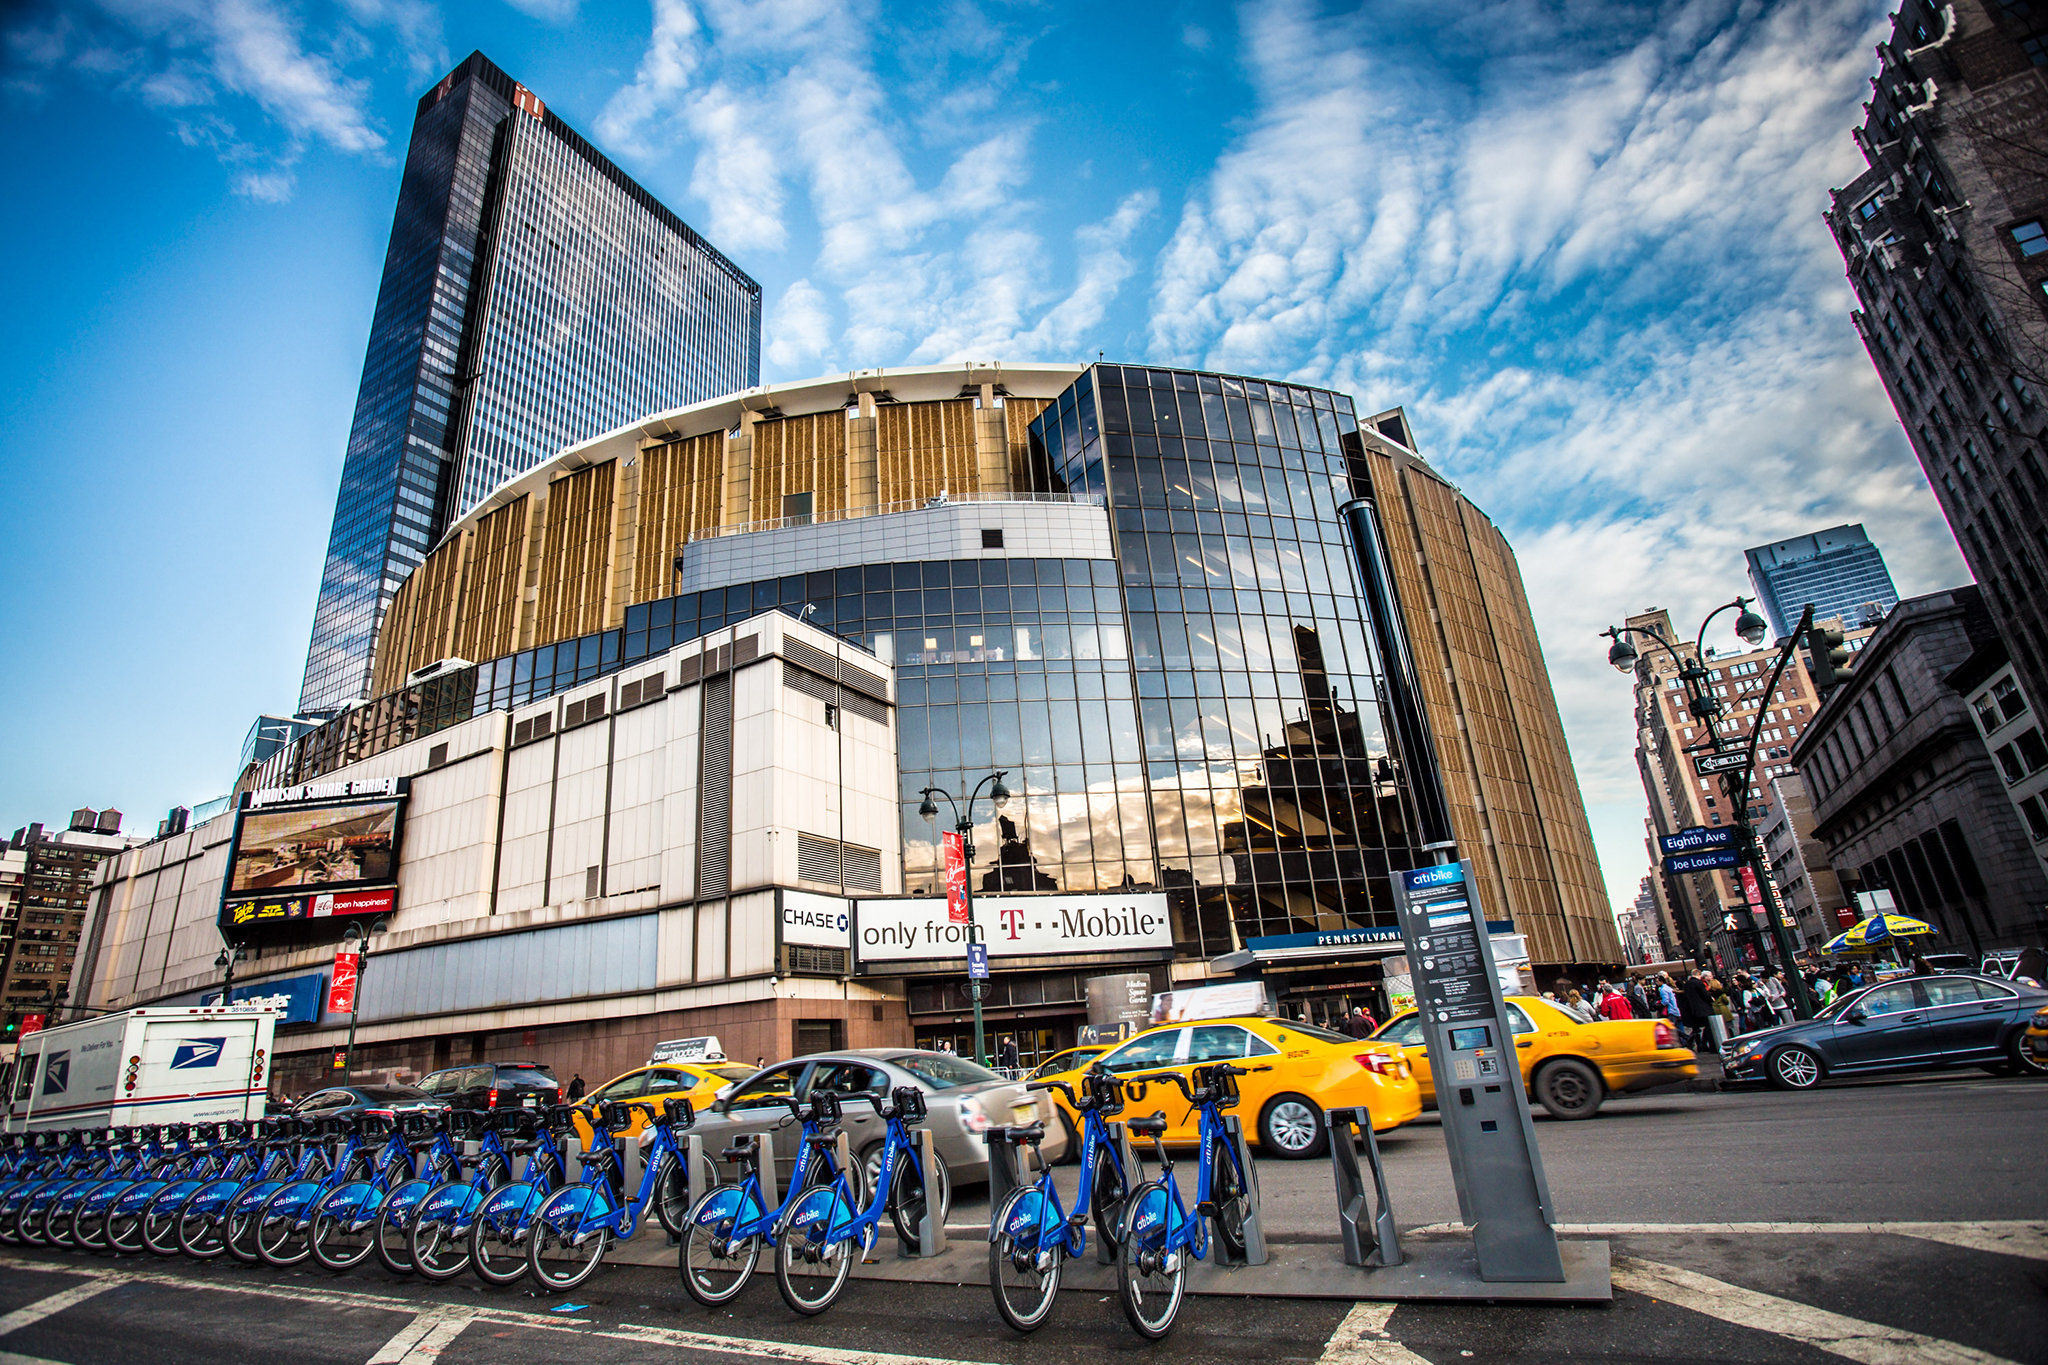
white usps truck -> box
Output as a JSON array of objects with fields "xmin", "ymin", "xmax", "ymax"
[{"xmin": 4, "ymin": 1007, "xmax": 278, "ymax": 1132}]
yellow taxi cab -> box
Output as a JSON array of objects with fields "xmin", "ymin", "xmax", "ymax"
[
  {"xmin": 1027, "ymin": 1045, "xmax": 1107, "ymax": 1080},
  {"xmin": 1371, "ymin": 995, "xmax": 1696, "ymax": 1120},
  {"xmin": 1034, "ymin": 1015, "xmax": 1419, "ymax": 1158},
  {"xmin": 571, "ymin": 1060, "xmax": 758, "ymax": 1144},
  {"xmin": 2025, "ymin": 1005, "xmax": 2048, "ymax": 1067}
]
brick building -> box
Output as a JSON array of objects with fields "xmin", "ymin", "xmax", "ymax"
[{"xmin": 3, "ymin": 812, "xmax": 134, "ymax": 1031}]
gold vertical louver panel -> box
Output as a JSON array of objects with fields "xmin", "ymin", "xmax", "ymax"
[
  {"xmin": 455, "ymin": 495, "xmax": 530, "ymax": 664},
  {"xmin": 876, "ymin": 398, "xmax": 981, "ymax": 505},
  {"xmin": 531, "ymin": 460, "xmax": 616, "ymax": 645},
  {"xmin": 632, "ymin": 434, "xmax": 724, "ymax": 604},
  {"xmin": 748, "ymin": 412, "xmax": 850, "ymax": 523},
  {"xmin": 370, "ymin": 533, "xmax": 466, "ymax": 695}
]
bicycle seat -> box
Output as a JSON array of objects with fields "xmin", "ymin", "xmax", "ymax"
[
  {"xmin": 995, "ymin": 1123, "xmax": 1045, "ymax": 1146},
  {"xmin": 1126, "ymin": 1114, "xmax": 1169, "ymax": 1137},
  {"xmin": 717, "ymin": 1134, "xmax": 759, "ymax": 1164}
]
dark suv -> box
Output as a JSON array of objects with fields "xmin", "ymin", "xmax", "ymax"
[{"xmin": 417, "ymin": 1062, "xmax": 562, "ymax": 1110}]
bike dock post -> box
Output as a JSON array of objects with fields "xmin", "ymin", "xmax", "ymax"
[
  {"xmin": 981, "ymin": 1130, "xmax": 1021, "ymax": 1216},
  {"xmin": 681, "ymin": 1132, "xmax": 708, "ymax": 1226},
  {"xmin": 905, "ymin": 1128, "xmax": 948, "ymax": 1259},
  {"xmin": 1325, "ymin": 1107, "xmax": 1402, "ymax": 1268},
  {"xmin": 1209, "ymin": 1113, "xmax": 1269, "ymax": 1267}
]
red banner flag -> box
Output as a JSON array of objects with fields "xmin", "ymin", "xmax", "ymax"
[
  {"xmin": 943, "ymin": 831, "xmax": 970, "ymax": 925},
  {"xmin": 327, "ymin": 948, "xmax": 361, "ymax": 1015},
  {"xmin": 1739, "ymin": 866, "xmax": 1763, "ymax": 906}
]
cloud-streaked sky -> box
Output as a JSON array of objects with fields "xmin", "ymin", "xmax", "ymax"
[{"xmin": 0, "ymin": 0, "xmax": 1964, "ymax": 913}]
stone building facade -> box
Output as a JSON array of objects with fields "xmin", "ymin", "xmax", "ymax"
[{"xmin": 1790, "ymin": 586, "xmax": 2048, "ymax": 956}]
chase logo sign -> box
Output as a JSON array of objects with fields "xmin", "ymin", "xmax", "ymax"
[
  {"xmin": 171, "ymin": 1038, "xmax": 226, "ymax": 1070},
  {"xmin": 41, "ymin": 1051, "xmax": 69, "ymax": 1096}
]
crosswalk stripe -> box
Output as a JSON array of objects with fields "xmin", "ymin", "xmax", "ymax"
[
  {"xmin": 0, "ymin": 1282, "xmax": 120, "ymax": 1338},
  {"xmin": 1402, "ymin": 1219, "xmax": 2048, "ymax": 1261},
  {"xmin": 367, "ymin": 1306, "xmax": 477, "ymax": 1364},
  {"xmin": 1613, "ymin": 1256, "xmax": 2018, "ymax": 1365},
  {"xmin": 1315, "ymin": 1302, "xmax": 1430, "ymax": 1365}
]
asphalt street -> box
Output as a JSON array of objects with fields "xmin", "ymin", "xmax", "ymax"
[{"xmin": 0, "ymin": 1072, "xmax": 2042, "ymax": 1365}]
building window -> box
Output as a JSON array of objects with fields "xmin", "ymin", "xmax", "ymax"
[
  {"xmin": 2023, "ymin": 794, "xmax": 2048, "ymax": 842},
  {"xmin": 1857, "ymin": 197, "xmax": 1882, "ymax": 221}
]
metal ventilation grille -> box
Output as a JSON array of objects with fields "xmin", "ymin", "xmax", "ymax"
[
  {"xmin": 838, "ymin": 661, "xmax": 887, "ymax": 701},
  {"xmin": 839, "ymin": 690, "xmax": 887, "ymax": 726},
  {"xmin": 796, "ymin": 832, "xmax": 883, "ymax": 892},
  {"xmin": 782, "ymin": 637, "xmax": 840, "ymax": 680},
  {"xmin": 783, "ymin": 662, "xmax": 836, "ymax": 703},
  {"xmin": 697, "ymin": 673, "xmax": 733, "ymax": 899},
  {"xmin": 619, "ymin": 670, "xmax": 664, "ymax": 708},
  {"xmin": 786, "ymin": 945, "xmax": 848, "ymax": 976},
  {"xmin": 512, "ymin": 712, "xmax": 553, "ymax": 745},
  {"xmin": 796, "ymin": 832, "xmax": 840, "ymax": 883}
]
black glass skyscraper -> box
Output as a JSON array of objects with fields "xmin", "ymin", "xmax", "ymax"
[{"xmin": 299, "ymin": 52, "xmax": 761, "ymax": 714}]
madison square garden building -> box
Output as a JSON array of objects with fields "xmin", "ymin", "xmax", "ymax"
[{"xmin": 76, "ymin": 363, "xmax": 1616, "ymax": 1088}]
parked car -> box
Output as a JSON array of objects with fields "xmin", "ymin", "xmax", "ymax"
[
  {"xmin": 1034, "ymin": 1015, "xmax": 1420, "ymax": 1159},
  {"xmin": 680, "ymin": 1049, "xmax": 1066, "ymax": 1201},
  {"xmin": 289, "ymin": 1084, "xmax": 441, "ymax": 1121},
  {"xmin": 2025, "ymin": 1004, "xmax": 2048, "ymax": 1067},
  {"xmin": 570, "ymin": 1060, "xmax": 758, "ymax": 1144},
  {"xmin": 1373, "ymin": 995, "xmax": 1698, "ymax": 1120},
  {"xmin": 416, "ymin": 1061, "xmax": 562, "ymax": 1111},
  {"xmin": 1720, "ymin": 972, "xmax": 2048, "ymax": 1089}
]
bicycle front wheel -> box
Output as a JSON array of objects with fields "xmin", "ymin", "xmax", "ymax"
[
  {"xmin": 988, "ymin": 1184, "xmax": 1062, "ymax": 1333},
  {"xmin": 410, "ymin": 1182, "xmax": 477, "ymax": 1282},
  {"xmin": 310, "ymin": 1190, "xmax": 378, "ymax": 1272},
  {"xmin": 1207, "ymin": 1143, "xmax": 1249, "ymax": 1262},
  {"xmin": 678, "ymin": 1183, "xmax": 760, "ymax": 1306},
  {"xmin": 1116, "ymin": 1181, "xmax": 1185, "ymax": 1340},
  {"xmin": 651, "ymin": 1153, "xmax": 691, "ymax": 1238},
  {"xmin": 469, "ymin": 1186, "xmax": 538, "ymax": 1287},
  {"xmin": 772, "ymin": 1192, "xmax": 854, "ymax": 1317},
  {"xmin": 889, "ymin": 1149, "xmax": 951, "ymax": 1249},
  {"xmin": 526, "ymin": 1186, "xmax": 611, "ymax": 1291},
  {"xmin": 256, "ymin": 1184, "xmax": 317, "ymax": 1267}
]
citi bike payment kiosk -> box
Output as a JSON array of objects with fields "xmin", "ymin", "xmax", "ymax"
[{"xmin": 1388, "ymin": 860, "xmax": 1607, "ymax": 1294}]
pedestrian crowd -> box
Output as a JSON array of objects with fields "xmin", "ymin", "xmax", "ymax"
[{"xmin": 1541, "ymin": 967, "xmax": 1800, "ymax": 1050}]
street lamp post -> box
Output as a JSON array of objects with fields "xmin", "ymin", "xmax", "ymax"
[
  {"xmin": 213, "ymin": 938, "xmax": 248, "ymax": 1007},
  {"xmin": 918, "ymin": 771, "xmax": 1012, "ymax": 1069},
  {"xmin": 337, "ymin": 918, "xmax": 389, "ymax": 1077},
  {"xmin": 1603, "ymin": 597, "xmax": 1817, "ymax": 1020}
]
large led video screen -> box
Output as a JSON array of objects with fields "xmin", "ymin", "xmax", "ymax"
[{"xmin": 227, "ymin": 799, "xmax": 401, "ymax": 896}]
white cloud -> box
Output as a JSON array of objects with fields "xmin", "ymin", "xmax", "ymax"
[
  {"xmin": 595, "ymin": 0, "xmax": 701, "ymax": 156},
  {"xmin": 209, "ymin": 0, "xmax": 382, "ymax": 153},
  {"xmin": 1153, "ymin": 0, "xmax": 1959, "ymax": 913},
  {"xmin": 764, "ymin": 277, "xmax": 832, "ymax": 372},
  {"xmin": 499, "ymin": 0, "xmax": 580, "ymax": 21}
]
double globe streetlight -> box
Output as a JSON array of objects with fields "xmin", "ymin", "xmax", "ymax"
[
  {"xmin": 1603, "ymin": 596, "xmax": 1813, "ymax": 1019},
  {"xmin": 918, "ymin": 771, "xmax": 1011, "ymax": 1069}
]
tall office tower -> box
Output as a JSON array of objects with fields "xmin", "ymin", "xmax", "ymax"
[
  {"xmin": 1743, "ymin": 524, "xmax": 1900, "ymax": 640},
  {"xmin": 299, "ymin": 51, "xmax": 761, "ymax": 714},
  {"xmin": 1824, "ymin": 2, "xmax": 2048, "ymax": 732}
]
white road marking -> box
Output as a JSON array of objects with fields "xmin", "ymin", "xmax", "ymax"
[
  {"xmin": 1404, "ymin": 1218, "xmax": 2048, "ymax": 1260},
  {"xmin": 0, "ymin": 1282, "xmax": 121, "ymax": 1338},
  {"xmin": 367, "ymin": 1306, "xmax": 477, "ymax": 1364},
  {"xmin": 0, "ymin": 1255, "xmax": 1002, "ymax": 1365},
  {"xmin": 1613, "ymin": 1256, "xmax": 2017, "ymax": 1365},
  {"xmin": 0, "ymin": 1352, "xmax": 73, "ymax": 1365},
  {"xmin": 1316, "ymin": 1302, "xmax": 1430, "ymax": 1365}
]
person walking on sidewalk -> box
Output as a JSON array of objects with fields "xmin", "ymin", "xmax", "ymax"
[
  {"xmin": 1679, "ymin": 972, "xmax": 1713, "ymax": 1050},
  {"xmin": 1762, "ymin": 970, "xmax": 1790, "ymax": 1025},
  {"xmin": 1598, "ymin": 984, "xmax": 1635, "ymax": 1021}
]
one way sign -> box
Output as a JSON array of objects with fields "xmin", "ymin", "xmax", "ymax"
[{"xmin": 1693, "ymin": 751, "xmax": 1751, "ymax": 776}]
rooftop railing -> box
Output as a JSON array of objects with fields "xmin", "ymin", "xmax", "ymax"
[{"xmin": 687, "ymin": 490, "xmax": 1103, "ymax": 543}]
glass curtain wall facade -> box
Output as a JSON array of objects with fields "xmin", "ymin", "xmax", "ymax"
[
  {"xmin": 261, "ymin": 365, "xmax": 1438, "ymax": 965},
  {"xmin": 300, "ymin": 51, "xmax": 761, "ymax": 715}
]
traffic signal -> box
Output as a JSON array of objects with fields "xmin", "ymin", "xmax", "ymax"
[
  {"xmin": 0, "ymin": 1019, "xmax": 15, "ymax": 1039},
  {"xmin": 1806, "ymin": 624, "xmax": 1852, "ymax": 689}
]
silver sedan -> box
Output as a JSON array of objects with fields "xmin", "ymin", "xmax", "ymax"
[{"xmin": 657, "ymin": 1049, "xmax": 1067, "ymax": 1211}]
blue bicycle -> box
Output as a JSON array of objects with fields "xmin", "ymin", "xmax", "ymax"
[
  {"xmin": 986, "ymin": 1064, "xmax": 1133, "ymax": 1331},
  {"xmin": 524, "ymin": 1096, "xmax": 700, "ymax": 1291},
  {"xmin": 1114, "ymin": 1061, "xmax": 1267, "ymax": 1339},
  {"xmin": 19, "ymin": 1130, "xmax": 119, "ymax": 1247},
  {"xmin": 306, "ymin": 1112, "xmax": 430, "ymax": 1272},
  {"xmin": 372, "ymin": 1108, "xmax": 468, "ymax": 1274},
  {"xmin": 465, "ymin": 1105, "xmax": 572, "ymax": 1286},
  {"xmin": 177, "ymin": 1120, "xmax": 305, "ymax": 1259},
  {"xmin": 49, "ymin": 1128, "xmax": 159, "ymax": 1249},
  {"xmin": 223, "ymin": 1118, "xmax": 332, "ymax": 1263},
  {"xmin": 772, "ymin": 1085, "xmax": 935, "ymax": 1316},
  {"xmin": 142, "ymin": 1123, "xmax": 261, "ymax": 1257},
  {"xmin": 677, "ymin": 1092, "xmax": 854, "ymax": 1306},
  {"xmin": 255, "ymin": 1116, "xmax": 386, "ymax": 1267},
  {"xmin": 104, "ymin": 1125, "xmax": 211, "ymax": 1254},
  {"xmin": 68, "ymin": 1125, "xmax": 183, "ymax": 1250},
  {"xmin": 407, "ymin": 1108, "xmax": 524, "ymax": 1280}
]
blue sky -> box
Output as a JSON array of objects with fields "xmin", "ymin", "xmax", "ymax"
[{"xmin": 0, "ymin": 0, "xmax": 1965, "ymax": 914}]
